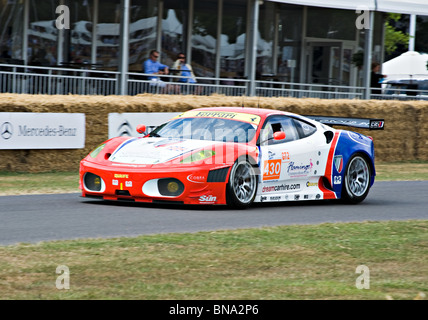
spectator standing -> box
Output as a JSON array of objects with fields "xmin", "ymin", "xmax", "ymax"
[{"xmin": 370, "ymin": 62, "xmax": 386, "ymax": 95}]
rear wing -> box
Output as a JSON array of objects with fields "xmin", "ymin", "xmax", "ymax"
[{"xmin": 305, "ymin": 115, "xmax": 385, "ymax": 130}]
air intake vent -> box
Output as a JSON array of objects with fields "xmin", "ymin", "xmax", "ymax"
[
  {"xmin": 207, "ymin": 167, "xmax": 230, "ymax": 182},
  {"xmin": 115, "ymin": 190, "xmax": 131, "ymax": 196},
  {"xmin": 324, "ymin": 131, "xmax": 334, "ymax": 144}
]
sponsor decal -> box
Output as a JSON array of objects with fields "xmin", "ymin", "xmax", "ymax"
[
  {"xmin": 269, "ymin": 196, "xmax": 281, "ymax": 201},
  {"xmin": 194, "ymin": 111, "xmax": 237, "ymax": 119},
  {"xmin": 347, "ymin": 131, "xmax": 371, "ymax": 147},
  {"xmin": 316, "ymin": 194, "xmax": 321, "ymax": 199},
  {"xmin": 370, "ymin": 120, "xmax": 384, "ymax": 129},
  {"xmin": 260, "ymin": 196, "xmax": 267, "ymax": 202},
  {"xmin": 282, "ymin": 152, "xmax": 290, "ymax": 161},
  {"xmin": 306, "ymin": 181, "xmax": 318, "ymax": 187},
  {"xmin": 304, "ymin": 195, "xmax": 309, "ymax": 200},
  {"xmin": 334, "ymin": 176, "xmax": 342, "ymax": 185},
  {"xmin": 268, "ymin": 151, "xmax": 276, "ymax": 160},
  {"xmin": 125, "ymin": 181, "xmax": 132, "ymax": 187},
  {"xmin": 199, "ymin": 195, "xmax": 217, "ymax": 203},
  {"xmin": 262, "ymin": 183, "xmax": 300, "ymax": 193},
  {"xmin": 187, "ymin": 174, "xmax": 206, "ymax": 183},
  {"xmin": 287, "ymin": 160, "xmax": 313, "ymax": 177},
  {"xmin": 263, "ymin": 159, "xmax": 281, "ymax": 181},
  {"xmin": 175, "ymin": 110, "xmax": 261, "ymax": 125},
  {"xmin": 167, "ymin": 145, "xmax": 187, "ymax": 152},
  {"xmin": 294, "ymin": 195, "xmax": 300, "ymax": 200},
  {"xmin": 114, "ymin": 174, "xmax": 129, "ymax": 179},
  {"xmin": 112, "ymin": 179, "xmax": 119, "ymax": 186},
  {"xmin": 153, "ymin": 139, "xmax": 184, "ymax": 148},
  {"xmin": 334, "ymin": 155, "xmax": 343, "ymax": 173},
  {"xmin": 302, "ymin": 124, "xmax": 312, "ymax": 131}
]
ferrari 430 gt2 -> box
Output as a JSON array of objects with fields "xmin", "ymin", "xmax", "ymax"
[{"xmin": 79, "ymin": 107, "xmax": 384, "ymax": 208}]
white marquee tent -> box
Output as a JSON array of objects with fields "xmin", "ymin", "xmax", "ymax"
[
  {"xmin": 269, "ymin": 0, "xmax": 428, "ymax": 15},
  {"xmin": 383, "ymin": 51, "xmax": 428, "ymax": 81}
]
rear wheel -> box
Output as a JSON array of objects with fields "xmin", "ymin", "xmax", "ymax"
[
  {"xmin": 342, "ymin": 154, "xmax": 371, "ymax": 204},
  {"xmin": 226, "ymin": 158, "xmax": 257, "ymax": 208}
]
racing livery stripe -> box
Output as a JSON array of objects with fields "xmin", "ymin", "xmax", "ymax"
[
  {"xmin": 318, "ymin": 177, "xmax": 337, "ymax": 199},
  {"xmin": 110, "ymin": 138, "xmax": 138, "ymax": 157},
  {"xmin": 325, "ymin": 131, "xmax": 341, "ymax": 187}
]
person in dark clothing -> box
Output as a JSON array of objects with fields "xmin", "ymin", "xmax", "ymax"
[{"xmin": 370, "ymin": 62, "xmax": 386, "ymax": 95}]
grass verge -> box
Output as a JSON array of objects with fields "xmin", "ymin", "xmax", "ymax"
[
  {"xmin": 0, "ymin": 220, "xmax": 426, "ymax": 300},
  {"xmin": 0, "ymin": 162, "xmax": 427, "ymax": 300}
]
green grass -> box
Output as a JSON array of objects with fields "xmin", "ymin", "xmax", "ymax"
[
  {"xmin": 0, "ymin": 220, "xmax": 426, "ymax": 300},
  {"xmin": 375, "ymin": 161, "xmax": 428, "ymax": 181},
  {"xmin": 0, "ymin": 171, "xmax": 80, "ymax": 195},
  {"xmin": 0, "ymin": 162, "xmax": 427, "ymax": 300}
]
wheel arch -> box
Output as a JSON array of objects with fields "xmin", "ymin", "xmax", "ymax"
[
  {"xmin": 225, "ymin": 154, "xmax": 259, "ymax": 208},
  {"xmin": 341, "ymin": 151, "xmax": 374, "ymax": 204},
  {"xmin": 347, "ymin": 150, "xmax": 376, "ymax": 184}
]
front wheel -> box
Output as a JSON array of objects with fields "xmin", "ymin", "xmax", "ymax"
[
  {"xmin": 226, "ymin": 159, "xmax": 258, "ymax": 208},
  {"xmin": 342, "ymin": 154, "xmax": 371, "ymax": 204}
]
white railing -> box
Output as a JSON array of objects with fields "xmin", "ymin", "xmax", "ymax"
[{"xmin": 1, "ymin": 63, "xmax": 427, "ymax": 100}]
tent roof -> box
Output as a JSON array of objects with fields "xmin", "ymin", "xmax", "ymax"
[
  {"xmin": 268, "ymin": 0, "xmax": 428, "ymax": 16},
  {"xmin": 383, "ymin": 51, "xmax": 428, "ymax": 80}
]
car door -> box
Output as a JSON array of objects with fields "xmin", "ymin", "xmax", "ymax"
[{"xmin": 258, "ymin": 115, "xmax": 326, "ymax": 201}]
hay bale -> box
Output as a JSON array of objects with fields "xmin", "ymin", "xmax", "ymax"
[{"xmin": 1, "ymin": 93, "xmax": 427, "ymax": 172}]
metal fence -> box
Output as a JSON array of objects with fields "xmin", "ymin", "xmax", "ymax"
[{"xmin": 1, "ymin": 63, "xmax": 427, "ymax": 100}]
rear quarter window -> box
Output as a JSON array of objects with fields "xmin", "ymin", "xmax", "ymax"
[{"xmin": 292, "ymin": 118, "xmax": 317, "ymax": 138}]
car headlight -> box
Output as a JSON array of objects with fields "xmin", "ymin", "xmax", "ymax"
[{"xmin": 180, "ymin": 150, "xmax": 215, "ymax": 163}]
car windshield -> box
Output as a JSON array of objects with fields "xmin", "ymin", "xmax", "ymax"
[{"xmin": 149, "ymin": 117, "xmax": 258, "ymax": 143}]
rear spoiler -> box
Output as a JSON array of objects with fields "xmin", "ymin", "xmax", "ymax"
[{"xmin": 305, "ymin": 115, "xmax": 385, "ymax": 130}]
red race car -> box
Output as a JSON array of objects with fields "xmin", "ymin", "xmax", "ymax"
[{"xmin": 80, "ymin": 107, "xmax": 384, "ymax": 207}]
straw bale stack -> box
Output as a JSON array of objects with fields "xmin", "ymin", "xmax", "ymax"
[{"xmin": 1, "ymin": 93, "xmax": 427, "ymax": 172}]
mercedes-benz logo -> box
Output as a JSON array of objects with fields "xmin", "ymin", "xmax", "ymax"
[{"xmin": 1, "ymin": 122, "xmax": 13, "ymax": 140}]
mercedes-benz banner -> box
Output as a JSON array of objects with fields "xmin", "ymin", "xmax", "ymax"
[{"xmin": 0, "ymin": 113, "xmax": 85, "ymax": 149}]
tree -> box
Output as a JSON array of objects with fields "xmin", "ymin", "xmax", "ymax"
[{"xmin": 384, "ymin": 14, "xmax": 409, "ymax": 57}]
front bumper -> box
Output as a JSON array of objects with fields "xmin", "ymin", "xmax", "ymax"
[{"xmin": 79, "ymin": 160, "xmax": 231, "ymax": 205}]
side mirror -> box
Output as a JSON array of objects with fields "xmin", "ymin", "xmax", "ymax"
[
  {"xmin": 273, "ymin": 131, "xmax": 286, "ymax": 140},
  {"xmin": 136, "ymin": 124, "xmax": 146, "ymax": 134}
]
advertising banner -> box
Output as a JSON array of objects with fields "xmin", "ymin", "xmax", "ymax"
[
  {"xmin": 0, "ymin": 113, "xmax": 86, "ymax": 149},
  {"xmin": 108, "ymin": 112, "xmax": 181, "ymax": 138}
]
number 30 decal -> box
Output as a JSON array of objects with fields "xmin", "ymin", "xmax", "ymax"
[{"xmin": 263, "ymin": 159, "xmax": 281, "ymax": 181}]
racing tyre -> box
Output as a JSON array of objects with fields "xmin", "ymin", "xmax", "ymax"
[
  {"xmin": 342, "ymin": 154, "xmax": 371, "ymax": 204},
  {"xmin": 226, "ymin": 158, "xmax": 258, "ymax": 208}
]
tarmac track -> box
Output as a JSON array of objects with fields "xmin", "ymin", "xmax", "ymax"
[{"xmin": 0, "ymin": 181, "xmax": 427, "ymax": 245}]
